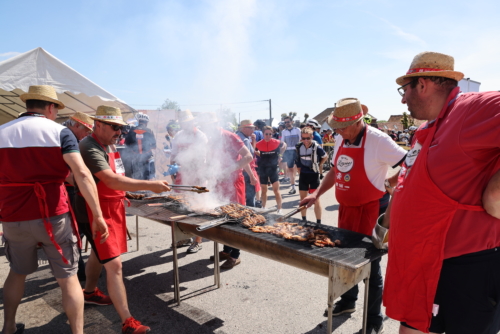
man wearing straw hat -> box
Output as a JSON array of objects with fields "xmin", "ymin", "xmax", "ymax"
[
  {"xmin": 372, "ymin": 51, "xmax": 500, "ymax": 334},
  {"xmin": 75, "ymin": 105, "xmax": 170, "ymax": 333},
  {"xmin": 0, "ymin": 85, "xmax": 109, "ymax": 334},
  {"xmin": 170, "ymin": 109, "xmax": 209, "ymax": 253},
  {"xmin": 198, "ymin": 112, "xmax": 254, "ymax": 269},
  {"xmin": 301, "ymin": 98, "xmax": 406, "ymax": 334},
  {"xmin": 236, "ymin": 119, "xmax": 259, "ymax": 207}
]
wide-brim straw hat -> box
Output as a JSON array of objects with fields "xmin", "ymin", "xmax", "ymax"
[
  {"xmin": 71, "ymin": 111, "xmax": 94, "ymax": 131},
  {"xmin": 20, "ymin": 85, "xmax": 65, "ymax": 109},
  {"xmin": 396, "ymin": 51, "xmax": 464, "ymax": 85},
  {"xmin": 178, "ymin": 109, "xmax": 195, "ymax": 123},
  {"xmin": 91, "ymin": 105, "xmax": 127, "ymax": 126},
  {"xmin": 240, "ymin": 119, "xmax": 255, "ymax": 128},
  {"xmin": 198, "ymin": 112, "xmax": 218, "ymax": 124},
  {"xmin": 327, "ymin": 98, "xmax": 364, "ymax": 129}
]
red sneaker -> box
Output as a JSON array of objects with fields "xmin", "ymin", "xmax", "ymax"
[
  {"xmin": 83, "ymin": 288, "xmax": 113, "ymax": 306},
  {"xmin": 122, "ymin": 317, "xmax": 151, "ymax": 334}
]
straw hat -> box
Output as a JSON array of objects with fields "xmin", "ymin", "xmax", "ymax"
[
  {"xmin": 178, "ymin": 109, "xmax": 195, "ymax": 123},
  {"xmin": 70, "ymin": 111, "xmax": 94, "ymax": 131},
  {"xmin": 20, "ymin": 85, "xmax": 65, "ymax": 109},
  {"xmin": 240, "ymin": 119, "xmax": 255, "ymax": 128},
  {"xmin": 396, "ymin": 51, "xmax": 464, "ymax": 85},
  {"xmin": 91, "ymin": 105, "xmax": 127, "ymax": 125},
  {"xmin": 327, "ymin": 98, "xmax": 364, "ymax": 129},
  {"xmin": 198, "ymin": 112, "xmax": 218, "ymax": 124}
]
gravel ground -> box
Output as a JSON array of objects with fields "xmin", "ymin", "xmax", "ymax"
[{"xmin": 0, "ymin": 168, "xmax": 401, "ymax": 334}]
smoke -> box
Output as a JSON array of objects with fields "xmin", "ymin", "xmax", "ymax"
[{"xmin": 141, "ymin": 109, "xmax": 244, "ymax": 210}]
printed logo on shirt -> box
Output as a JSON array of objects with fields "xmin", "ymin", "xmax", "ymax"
[
  {"xmin": 405, "ymin": 141, "xmax": 422, "ymax": 167},
  {"xmin": 336, "ymin": 172, "xmax": 342, "ymax": 180},
  {"xmin": 115, "ymin": 157, "xmax": 126, "ymax": 175},
  {"xmin": 344, "ymin": 174, "xmax": 351, "ymax": 182},
  {"xmin": 336, "ymin": 155, "xmax": 354, "ymax": 173}
]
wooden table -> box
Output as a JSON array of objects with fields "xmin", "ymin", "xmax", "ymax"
[{"xmin": 126, "ymin": 201, "xmax": 386, "ymax": 334}]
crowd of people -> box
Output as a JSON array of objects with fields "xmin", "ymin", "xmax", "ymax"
[{"xmin": 1, "ymin": 50, "xmax": 499, "ymax": 334}]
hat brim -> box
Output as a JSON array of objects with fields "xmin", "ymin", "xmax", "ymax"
[
  {"xmin": 72, "ymin": 118, "xmax": 94, "ymax": 131},
  {"xmin": 327, "ymin": 113, "xmax": 363, "ymax": 130},
  {"xmin": 91, "ymin": 117, "xmax": 128, "ymax": 126},
  {"xmin": 20, "ymin": 93, "xmax": 65, "ymax": 109},
  {"xmin": 396, "ymin": 70, "xmax": 464, "ymax": 86}
]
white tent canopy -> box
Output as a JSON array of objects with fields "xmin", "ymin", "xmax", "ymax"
[{"xmin": 0, "ymin": 47, "xmax": 135, "ymax": 125}]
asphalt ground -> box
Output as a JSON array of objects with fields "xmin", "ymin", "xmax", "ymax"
[{"xmin": 0, "ymin": 168, "xmax": 400, "ymax": 334}]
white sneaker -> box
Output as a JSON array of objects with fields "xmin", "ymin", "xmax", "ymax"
[{"xmin": 276, "ymin": 209, "xmax": 282, "ymax": 214}]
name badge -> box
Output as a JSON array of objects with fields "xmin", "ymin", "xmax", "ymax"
[
  {"xmin": 136, "ymin": 134, "xmax": 144, "ymax": 139},
  {"xmin": 405, "ymin": 142, "xmax": 422, "ymax": 167}
]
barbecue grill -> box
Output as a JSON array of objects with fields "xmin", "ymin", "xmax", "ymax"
[{"xmin": 126, "ymin": 197, "xmax": 386, "ymax": 334}]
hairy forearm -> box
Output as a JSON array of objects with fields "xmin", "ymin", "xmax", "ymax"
[
  {"xmin": 104, "ymin": 174, "xmax": 156, "ymax": 192},
  {"xmin": 74, "ymin": 169, "xmax": 103, "ymax": 218},
  {"xmin": 483, "ymin": 169, "xmax": 500, "ymax": 219}
]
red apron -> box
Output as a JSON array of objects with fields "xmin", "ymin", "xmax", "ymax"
[
  {"xmin": 216, "ymin": 171, "xmax": 245, "ymax": 205},
  {"xmin": 384, "ymin": 92, "xmax": 484, "ymax": 332},
  {"xmin": 85, "ymin": 134, "xmax": 128, "ymax": 260},
  {"xmin": 334, "ymin": 126, "xmax": 385, "ymax": 235},
  {"xmin": 0, "ymin": 181, "xmax": 81, "ymax": 264}
]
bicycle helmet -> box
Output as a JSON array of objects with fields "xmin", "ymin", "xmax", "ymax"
[
  {"xmin": 166, "ymin": 120, "xmax": 180, "ymax": 131},
  {"xmin": 306, "ymin": 119, "xmax": 320, "ymax": 128},
  {"xmin": 409, "ymin": 126, "xmax": 418, "ymax": 131},
  {"xmin": 135, "ymin": 112, "xmax": 150, "ymax": 122}
]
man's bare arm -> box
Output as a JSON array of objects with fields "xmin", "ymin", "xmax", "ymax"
[
  {"xmin": 483, "ymin": 169, "xmax": 500, "ymax": 219},
  {"xmin": 63, "ymin": 153, "xmax": 109, "ymax": 242},
  {"xmin": 94, "ymin": 169, "xmax": 171, "ymax": 193},
  {"xmin": 237, "ymin": 146, "xmax": 257, "ymax": 185}
]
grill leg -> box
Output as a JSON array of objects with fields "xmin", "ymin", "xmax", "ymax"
[
  {"xmin": 171, "ymin": 221, "xmax": 181, "ymax": 305},
  {"xmin": 362, "ymin": 266, "xmax": 371, "ymax": 334},
  {"xmin": 136, "ymin": 215, "xmax": 139, "ymax": 251},
  {"xmin": 214, "ymin": 241, "xmax": 221, "ymax": 288},
  {"xmin": 327, "ymin": 265, "xmax": 334, "ymax": 334}
]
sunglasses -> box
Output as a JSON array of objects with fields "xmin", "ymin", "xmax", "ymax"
[
  {"xmin": 284, "ymin": 121, "xmax": 291, "ymax": 124},
  {"xmin": 264, "ymin": 133, "xmax": 273, "ymax": 136},
  {"xmin": 301, "ymin": 137, "xmax": 311, "ymax": 140},
  {"xmin": 99, "ymin": 121, "xmax": 124, "ymax": 131}
]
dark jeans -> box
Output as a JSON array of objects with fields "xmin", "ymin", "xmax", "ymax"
[
  {"xmin": 340, "ymin": 257, "xmax": 383, "ymax": 326},
  {"xmin": 243, "ymin": 171, "xmax": 256, "ymax": 207},
  {"xmin": 223, "ymin": 245, "xmax": 240, "ymax": 259}
]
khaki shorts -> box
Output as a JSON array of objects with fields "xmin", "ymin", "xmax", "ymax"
[{"xmin": 1, "ymin": 213, "xmax": 79, "ymax": 278}]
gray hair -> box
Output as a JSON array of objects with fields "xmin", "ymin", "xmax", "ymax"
[{"xmin": 63, "ymin": 119, "xmax": 77, "ymax": 127}]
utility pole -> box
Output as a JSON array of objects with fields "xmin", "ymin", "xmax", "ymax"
[{"xmin": 268, "ymin": 99, "xmax": 272, "ymax": 126}]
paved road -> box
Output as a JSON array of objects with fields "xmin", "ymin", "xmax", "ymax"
[{"xmin": 0, "ymin": 168, "xmax": 400, "ymax": 333}]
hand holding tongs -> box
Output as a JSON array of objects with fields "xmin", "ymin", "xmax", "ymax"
[
  {"xmin": 276, "ymin": 205, "xmax": 307, "ymax": 222},
  {"xmin": 169, "ymin": 185, "xmax": 209, "ymax": 194}
]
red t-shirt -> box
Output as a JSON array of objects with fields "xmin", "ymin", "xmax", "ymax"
[{"xmin": 399, "ymin": 90, "xmax": 500, "ymax": 259}]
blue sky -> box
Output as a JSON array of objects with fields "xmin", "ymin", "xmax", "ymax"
[{"xmin": 1, "ymin": 0, "xmax": 499, "ymax": 122}]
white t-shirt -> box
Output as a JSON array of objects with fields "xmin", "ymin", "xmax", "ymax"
[
  {"xmin": 281, "ymin": 127, "xmax": 301, "ymax": 151},
  {"xmin": 332, "ymin": 126, "xmax": 407, "ymax": 191},
  {"xmin": 171, "ymin": 129, "xmax": 208, "ymax": 166}
]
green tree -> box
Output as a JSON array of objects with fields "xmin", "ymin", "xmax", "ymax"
[
  {"xmin": 159, "ymin": 99, "xmax": 181, "ymax": 111},
  {"xmin": 400, "ymin": 112, "xmax": 415, "ymax": 129},
  {"xmin": 303, "ymin": 113, "xmax": 310, "ymax": 123}
]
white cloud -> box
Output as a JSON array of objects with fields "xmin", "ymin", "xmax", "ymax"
[{"xmin": 0, "ymin": 51, "xmax": 21, "ymax": 58}]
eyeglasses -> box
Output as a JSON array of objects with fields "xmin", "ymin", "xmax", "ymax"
[
  {"xmin": 397, "ymin": 81, "xmax": 412, "ymax": 97},
  {"xmin": 301, "ymin": 137, "xmax": 311, "ymax": 140},
  {"xmin": 99, "ymin": 121, "xmax": 124, "ymax": 132}
]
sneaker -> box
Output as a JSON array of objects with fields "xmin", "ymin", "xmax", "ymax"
[
  {"xmin": 288, "ymin": 188, "xmax": 297, "ymax": 195},
  {"xmin": 280, "ymin": 177, "xmax": 290, "ymax": 183},
  {"xmin": 276, "ymin": 209, "xmax": 282, "ymax": 214},
  {"xmin": 14, "ymin": 323, "xmax": 25, "ymax": 334},
  {"xmin": 122, "ymin": 317, "xmax": 150, "ymax": 334},
  {"xmin": 209, "ymin": 251, "xmax": 231, "ymax": 262},
  {"xmin": 83, "ymin": 288, "xmax": 113, "ymax": 306},
  {"xmin": 323, "ymin": 301, "xmax": 356, "ymax": 317},
  {"xmin": 174, "ymin": 238, "xmax": 192, "ymax": 248},
  {"xmin": 366, "ymin": 322, "xmax": 384, "ymax": 334},
  {"xmin": 220, "ymin": 257, "xmax": 241, "ymax": 269},
  {"xmin": 187, "ymin": 242, "xmax": 202, "ymax": 253},
  {"xmin": 255, "ymin": 200, "xmax": 262, "ymax": 208}
]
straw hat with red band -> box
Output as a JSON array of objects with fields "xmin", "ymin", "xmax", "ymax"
[
  {"xmin": 91, "ymin": 105, "xmax": 127, "ymax": 126},
  {"xmin": 396, "ymin": 51, "xmax": 464, "ymax": 86},
  {"xmin": 178, "ymin": 109, "xmax": 195, "ymax": 123},
  {"xmin": 20, "ymin": 85, "xmax": 65, "ymax": 109},
  {"xmin": 240, "ymin": 119, "xmax": 255, "ymax": 128},
  {"xmin": 70, "ymin": 111, "xmax": 94, "ymax": 131},
  {"xmin": 327, "ymin": 98, "xmax": 364, "ymax": 129}
]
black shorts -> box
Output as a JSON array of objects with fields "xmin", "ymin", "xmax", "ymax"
[
  {"xmin": 298, "ymin": 173, "xmax": 320, "ymax": 192},
  {"xmin": 78, "ymin": 223, "xmax": 118, "ymax": 265},
  {"xmin": 401, "ymin": 247, "xmax": 500, "ymax": 334},
  {"xmin": 282, "ymin": 150, "xmax": 297, "ymax": 168},
  {"xmin": 258, "ymin": 166, "xmax": 279, "ymax": 185}
]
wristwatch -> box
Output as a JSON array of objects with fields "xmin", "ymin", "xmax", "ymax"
[{"xmin": 384, "ymin": 179, "xmax": 393, "ymax": 189}]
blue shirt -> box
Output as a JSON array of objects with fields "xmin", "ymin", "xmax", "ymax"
[
  {"xmin": 254, "ymin": 130, "xmax": 263, "ymax": 142},
  {"xmin": 313, "ymin": 131, "xmax": 323, "ymax": 145}
]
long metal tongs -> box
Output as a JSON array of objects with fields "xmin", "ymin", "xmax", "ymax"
[
  {"xmin": 276, "ymin": 205, "xmax": 307, "ymax": 222},
  {"xmin": 169, "ymin": 185, "xmax": 209, "ymax": 193}
]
